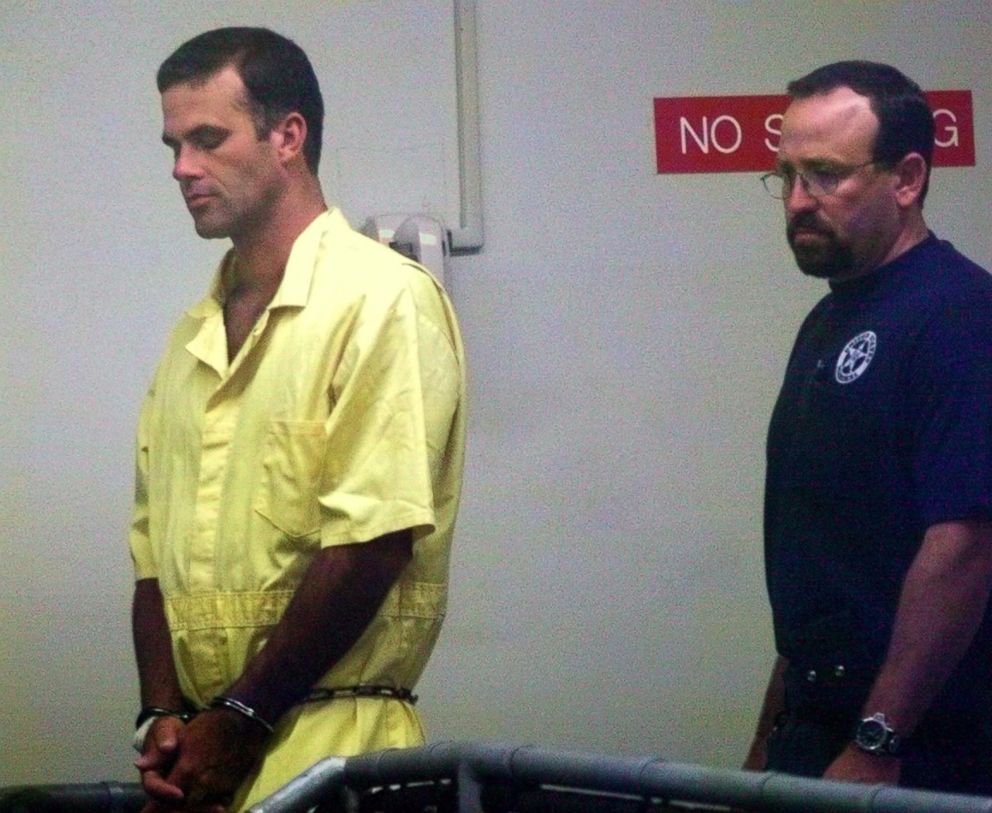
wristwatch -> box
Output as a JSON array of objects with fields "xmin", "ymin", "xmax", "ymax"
[{"xmin": 854, "ymin": 712, "xmax": 904, "ymax": 756}]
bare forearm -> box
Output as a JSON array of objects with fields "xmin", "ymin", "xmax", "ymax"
[
  {"xmin": 862, "ymin": 520, "xmax": 992, "ymax": 734},
  {"xmin": 225, "ymin": 529, "xmax": 413, "ymax": 725},
  {"xmin": 132, "ymin": 577, "xmax": 185, "ymax": 710}
]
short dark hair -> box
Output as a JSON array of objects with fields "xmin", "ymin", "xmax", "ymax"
[
  {"xmin": 157, "ymin": 27, "xmax": 324, "ymax": 173},
  {"xmin": 787, "ymin": 60, "xmax": 934, "ymax": 203}
]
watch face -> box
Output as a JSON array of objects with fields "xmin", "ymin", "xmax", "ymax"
[{"xmin": 857, "ymin": 719, "xmax": 888, "ymax": 750}]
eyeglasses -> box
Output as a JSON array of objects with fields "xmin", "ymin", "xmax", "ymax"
[{"xmin": 760, "ymin": 160, "xmax": 879, "ymax": 200}]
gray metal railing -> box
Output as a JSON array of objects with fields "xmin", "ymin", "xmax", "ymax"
[
  {"xmin": 6, "ymin": 743, "xmax": 991, "ymax": 812},
  {"xmin": 250, "ymin": 741, "xmax": 992, "ymax": 813},
  {"xmin": 0, "ymin": 781, "xmax": 145, "ymax": 812}
]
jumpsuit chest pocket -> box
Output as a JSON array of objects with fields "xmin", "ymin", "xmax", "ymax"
[{"xmin": 253, "ymin": 420, "xmax": 327, "ymax": 538}]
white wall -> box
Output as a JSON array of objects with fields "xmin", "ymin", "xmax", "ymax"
[{"xmin": 2, "ymin": 0, "xmax": 990, "ymax": 787}]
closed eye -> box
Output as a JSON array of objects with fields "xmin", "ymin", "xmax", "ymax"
[
  {"xmin": 190, "ymin": 127, "xmax": 229, "ymax": 150},
  {"xmin": 161, "ymin": 125, "xmax": 230, "ymax": 157},
  {"xmin": 806, "ymin": 167, "xmax": 843, "ymax": 188}
]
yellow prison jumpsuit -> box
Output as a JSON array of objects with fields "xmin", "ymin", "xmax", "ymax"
[{"xmin": 128, "ymin": 209, "xmax": 466, "ymax": 809}]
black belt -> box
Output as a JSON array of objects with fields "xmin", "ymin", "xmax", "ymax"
[
  {"xmin": 782, "ymin": 661, "xmax": 870, "ymax": 726},
  {"xmin": 305, "ymin": 684, "xmax": 418, "ymax": 705}
]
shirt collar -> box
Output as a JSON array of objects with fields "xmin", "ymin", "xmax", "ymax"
[
  {"xmin": 828, "ymin": 231, "xmax": 938, "ymax": 299},
  {"xmin": 185, "ymin": 209, "xmax": 339, "ymax": 319}
]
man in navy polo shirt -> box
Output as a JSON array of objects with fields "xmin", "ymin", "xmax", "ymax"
[{"xmin": 743, "ymin": 61, "xmax": 992, "ymax": 794}]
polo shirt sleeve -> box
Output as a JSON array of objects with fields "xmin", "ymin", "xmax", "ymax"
[
  {"xmin": 911, "ymin": 295, "xmax": 992, "ymax": 527},
  {"xmin": 317, "ymin": 272, "xmax": 461, "ymax": 547},
  {"xmin": 128, "ymin": 389, "xmax": 158, "ymax": 579}
]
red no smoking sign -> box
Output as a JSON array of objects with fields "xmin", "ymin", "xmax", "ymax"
[{"xmin": 654, "ymin": 91, "xmax": 975, "ymax": 173}]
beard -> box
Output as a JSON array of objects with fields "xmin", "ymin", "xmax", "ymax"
[{"xmin": 787, "ymin": 213, "xmax": 855, "ymax": 279}]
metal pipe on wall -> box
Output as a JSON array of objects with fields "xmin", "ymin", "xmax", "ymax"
[{"xmin": 450, "ymin": 0, "xmax": 484, "ymax": 253}]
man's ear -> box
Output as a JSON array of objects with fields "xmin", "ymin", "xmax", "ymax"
[
  {"xmin": 271, "ymin": 112, "xmax": 308, "ymax": 165},
  {"xmin": 892, "ymin": 152, "xmax": 928, "ymax": 208}
]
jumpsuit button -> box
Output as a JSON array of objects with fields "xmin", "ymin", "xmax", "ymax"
[
  {"xmin": 806, "ymin": 669, "xmax": 817, "ymax": 683},
  {"xmin": 833, "ymin": 665, "xmax": 846, "ymax": 680}
]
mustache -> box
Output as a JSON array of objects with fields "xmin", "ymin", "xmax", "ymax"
[{"xmin": 787, "ymin": 212, "xmax": 833, "ymax": 242}]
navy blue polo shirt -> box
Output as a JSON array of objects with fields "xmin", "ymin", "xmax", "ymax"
[{"xmin": 765, "ymin": 234, "xmax": 992, "ymax": 710}]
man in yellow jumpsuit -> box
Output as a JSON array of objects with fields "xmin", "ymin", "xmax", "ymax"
[{"xmin": 130, "ymin": 27, "xmax": 465, "ymax": 812}]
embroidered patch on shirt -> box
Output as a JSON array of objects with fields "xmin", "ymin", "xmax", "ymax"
[{"xmin": 835, "ymin": 330, "xmax": 877, "ymax": 384}]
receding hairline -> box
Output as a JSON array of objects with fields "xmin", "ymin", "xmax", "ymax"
[{"xmin": 160, "ymin": 63, "xmax": 270, "ymax": 148}]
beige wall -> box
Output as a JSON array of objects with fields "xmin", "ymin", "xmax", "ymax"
[{"xmin": 2, "ymin": 0, "xmax": 990, "ymax": 786}]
